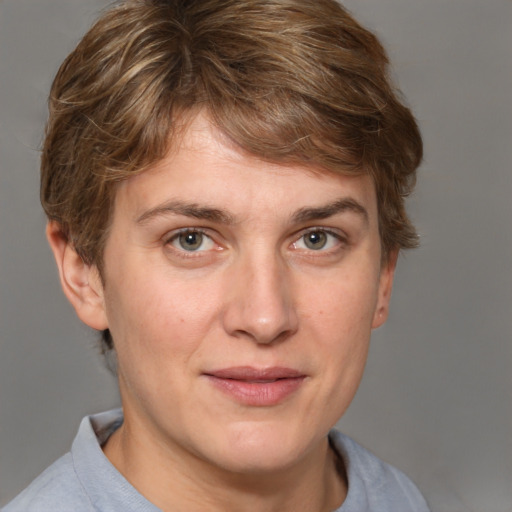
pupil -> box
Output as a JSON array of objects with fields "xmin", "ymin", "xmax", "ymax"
[
  {"xmin": 180, "ymin": 232, "xmax": 202, "ymax": 250},
  {"xmin": 305, "ymin": 231, "xmax": 327, "ymax": 249}
]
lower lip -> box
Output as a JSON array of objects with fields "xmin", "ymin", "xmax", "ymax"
[{"xmin": 205, "ymin": 376, "xmax": 305, "ymax": 406}]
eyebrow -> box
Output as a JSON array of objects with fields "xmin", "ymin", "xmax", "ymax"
[
  {"xmin": 291, "ymin": 198, "xmax": 369, "ymax": 225},
  {"xmin": 135, "ymin": 197, "xmax": 368, "ymax": 226},
  {"xmin": 136, "ymin": 200, "xmax": 236, "ymax": 225}
]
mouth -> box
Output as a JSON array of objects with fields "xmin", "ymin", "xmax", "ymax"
[{"xmin": 203, "ymin": 366, "xmax": 306, "ymax": 406}]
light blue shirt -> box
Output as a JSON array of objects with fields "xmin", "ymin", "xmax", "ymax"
[{"xmin": 3, "ymin": 409, "xmax": 430, "ymax": 511}]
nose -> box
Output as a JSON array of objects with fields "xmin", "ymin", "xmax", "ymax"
[{"xmin": 222, "ymin": 252, "xmax": 299, "ymax": 345}]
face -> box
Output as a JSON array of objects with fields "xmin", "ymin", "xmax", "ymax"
[{"xmin": 64, "ymin": 113, "xmax": 395, "ymax": 475}]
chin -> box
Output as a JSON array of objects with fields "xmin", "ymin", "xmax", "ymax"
[{"xmin": 202, "ymin": 421, "xmax": 322, "ymax": 475}]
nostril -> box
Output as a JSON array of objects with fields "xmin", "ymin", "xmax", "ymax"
[
  {"xmin": 227, "ymin": 310, "xmax": 298, "ymax": 345},
  {"xmin": 221, "ymin": 260, "xmax": 299, "ymax": 344}
]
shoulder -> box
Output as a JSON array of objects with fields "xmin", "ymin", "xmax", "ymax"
[
  {"xmin": 1, "ymin": 453, "xmax": 93, "ymax": 512},
  {"xmin": 2, "ymin": 410, "xmax": 158, "ymax": 512},
  {"xmin": 2, "ymin": 410, "xmax": 123, "ymax": 512},
  {"xmin": 329, "ymin": 430, "xmax": 430, "ymax": 512}
]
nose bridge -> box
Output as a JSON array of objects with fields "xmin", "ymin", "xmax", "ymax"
[{"xmin": 222, "ymin": 245, "xmax": 298, "ymax": 344}]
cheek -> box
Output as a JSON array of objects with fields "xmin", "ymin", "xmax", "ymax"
[
  {"xmin": 104, "ymin": 266, "xmax": 222, "ymax": 365},
  {"xmin": 103, "ymin": 274, "xmax": 221, "ymax": 414},
  {"xmin": 301, "ymin": 266, "xmax": 380, "ymax": 337},
  {"xmin": 298, "ymin": 266, "xmax": 380, "ymax": 396}
]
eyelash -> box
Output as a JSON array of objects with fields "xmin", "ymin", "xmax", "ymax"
[
  {"xmin": 292, "ymin": 227, "xmax": 347, "ymax": 253},
  {"xmin": 164, "ymin": 228, "xmax": 216, "ymax": 255},
  {"xmin": 164, "ymin": 226, "xmax": 347, "ymax": 258}
]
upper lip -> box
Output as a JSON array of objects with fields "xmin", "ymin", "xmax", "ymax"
[{"xmin": 205, "ymin": 366, "xmax": 305, "ymax": 381}]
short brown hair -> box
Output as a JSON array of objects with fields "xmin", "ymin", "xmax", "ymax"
[
  {"xmin": 42, "ymin": 0, "xmax": 422, "ymax": 260},
  {"xmin": 42, "ymin": 0, "xmax": 422, "ymax": 352}
]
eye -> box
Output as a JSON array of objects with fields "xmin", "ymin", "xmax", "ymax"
[
  {"xmin": 169, "ymin": 230, "xmax": 215, "ymax": 252},
  {"xmin": 292, "ymin": 229, "xmax": 342, "ymax": 251}
]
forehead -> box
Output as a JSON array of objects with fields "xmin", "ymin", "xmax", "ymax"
[{"xmin": 114, "ymin": 113, "xmax": 378, "ymax": 225}]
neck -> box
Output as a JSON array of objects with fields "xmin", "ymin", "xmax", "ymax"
[{"xmin": 103, "ymin": 413, "xmax": 347, "ymax": 512}]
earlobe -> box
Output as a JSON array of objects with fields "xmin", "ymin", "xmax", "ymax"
[
  {"xmin": 371, "ymin": 250, "xmax": 398, "ymax": 329},
  {"xmin": 46, "ymin": 221, "xmax": 108, "ymax": 331}
]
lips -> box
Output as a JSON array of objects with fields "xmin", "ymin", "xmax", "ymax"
[{"xmin": 204, "ymin": 366, "xmax": 306, "ymax": 406}]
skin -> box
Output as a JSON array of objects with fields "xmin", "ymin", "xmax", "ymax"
[{"xmin": 48, "ymin": 113, "xmax": 396, "ymax": 512}]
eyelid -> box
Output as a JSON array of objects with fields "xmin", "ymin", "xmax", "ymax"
[
  {"xmin": 162, "ymin": 225, "xmax": 348, "ymax": 258},
  {"xmin": 291, "ymin": 226, "xmax": 348, "ymax": 251},
  {"xmin": 165, "ymin": 227, "xmax": 209, "ymax": 243},
  {"xmin": 165, "ymin": 227, "xmax": 220, "ymax": 254}
]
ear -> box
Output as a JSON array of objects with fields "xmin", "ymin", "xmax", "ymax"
[
  {"xmin": 371, "ymin": 250, "xmax": 398, "ymax": 329},
  {"xmin": 46, "ymin": 221, "xmax": 108, "ymax": 331}
]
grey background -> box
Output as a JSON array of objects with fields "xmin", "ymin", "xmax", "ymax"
[{"xmin": 1, "ymin": 1, "xmax": 511, "ymax": 510}]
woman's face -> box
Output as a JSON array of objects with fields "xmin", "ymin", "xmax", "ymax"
[{"xmin": 86, "ymin": 113, "xmax": 395, "ymax": 475}]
